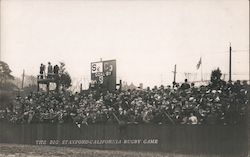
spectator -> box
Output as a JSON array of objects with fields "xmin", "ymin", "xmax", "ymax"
[
  {"xmin": 39, "ymin": 64, "xmax": 45, "ymax": 79},
  {"xmin": 54, "ymin": 65, "xmax": 59, "ymax": 75},
  {"xmin": 3, "ymin": 80, "xmax": 248, "ymax": 125},
  {"xmin": 188, "ymin": 113, "xmax": 198, "ymax": 124},
  {"xmin": 47, "ymin": 62, "xmax": 53, "ymax": 78},
  {"xmin": 180, "ymin": 79, "xmax": 191, "ymax": 90}
]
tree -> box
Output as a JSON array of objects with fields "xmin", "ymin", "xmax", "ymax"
[
  {"xmin": 0, "ymin": 61, "xmax": 16, "ymax": 108},
  {"xmin": 210, "ymin": 68, "xmax": 222, "ymax": 87},
  {"xmin": 60, "ymin": 72, "xmax": 72, "ymax": 89},
  {"xmin": 0, "ymin": 61, "xmax": 14, "ymax": 84},
  {"xmin": 0, "ymin": 61, "xmax": 18, "ymax": 91},
  {"xmin": 58, "ymin": 62, "xmax": 72, "ymax": 89}
]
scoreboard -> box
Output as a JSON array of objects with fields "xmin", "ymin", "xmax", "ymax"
[{"xmin": 91, "ymin": 60, "xmax": 116, "ymax": 91}]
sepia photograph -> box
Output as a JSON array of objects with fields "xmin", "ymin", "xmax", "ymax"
[{"xmin": 0, "ymin": 0, "xmax": 249, "ymax": 156}]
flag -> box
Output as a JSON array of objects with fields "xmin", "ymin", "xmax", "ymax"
[{"xmin": 196, "ymin": 57, "xmax": 202, "ymax": 70}]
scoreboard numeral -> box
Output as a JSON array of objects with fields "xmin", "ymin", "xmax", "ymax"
[
  {"xmin": 92, "ymin": 64, "xmax": 96, "ymax": 72},
  {"xmin": 99, "ymin": 76, "xmax": 104, "ymax": 83},
  {"xmin": 104, "ymin": 63, "xmax": 113, "ymax": 72}
]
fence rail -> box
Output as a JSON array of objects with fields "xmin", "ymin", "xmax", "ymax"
[{"xmin": 0, "ymin": 122, "xmax": 248, "ymax": 156}]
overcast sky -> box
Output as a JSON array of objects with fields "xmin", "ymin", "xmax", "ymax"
[{"xmin": 1, "ymin": 0, "xmax": 249, "ymax": 88}]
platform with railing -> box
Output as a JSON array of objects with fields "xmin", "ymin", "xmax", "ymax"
[{"xmin": 37, "ymin": 73, "xmax": 59, "ymax": 92}]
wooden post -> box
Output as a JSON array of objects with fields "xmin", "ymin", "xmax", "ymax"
[
  {"xmin": 172, "ymin": 64, "xmax": 177, "ymax": 88},
  {"xmin": 119, "ymin": 80, "xmax": 122, "ymax": 92},
  {"xmin": 37, "ymin": 83, "xmax": 40, "ymax": 92},
  {"xmin": 80, "ymin": 83, "xmax": 83, "ymax": 93},
  {"xmin": 229, "ymin": 43, "xmax": 232, "ymax": 82},
  {"xmin": 21, "ymin": 70, "xmax": 25, "ymax": 89}
]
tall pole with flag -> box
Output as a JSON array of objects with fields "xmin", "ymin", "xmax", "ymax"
[{"xmin": 229, "ymin": 43, "xmax": 232, "ymax": 82}]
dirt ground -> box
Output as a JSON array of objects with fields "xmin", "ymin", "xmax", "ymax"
[{"xmin": 0, "ymin": 144, "xmax": 247, "ymax": 157}]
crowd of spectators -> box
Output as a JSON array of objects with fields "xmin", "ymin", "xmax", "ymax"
[{"xmin": 0, "ymin": 80, "xmax": 248, "ymax": 126}]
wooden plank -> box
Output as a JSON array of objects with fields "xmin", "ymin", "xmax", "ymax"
[{"xmin": 0, "ymin": 122, "xmax": 247, "ymax": 155}]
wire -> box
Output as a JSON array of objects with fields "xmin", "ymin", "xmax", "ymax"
[{"xmin": 205, "ymin": 50, "xmax": 249, "ymax": 55}]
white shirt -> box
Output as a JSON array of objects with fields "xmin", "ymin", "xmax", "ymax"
[{"xmin": 189, "ymin": 115, "xmax": 198, "ymax": 124}]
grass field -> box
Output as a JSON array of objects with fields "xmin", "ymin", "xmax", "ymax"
[{"xmin": 0, "ymin": 144, "xmax": 247, "ymax": 157}]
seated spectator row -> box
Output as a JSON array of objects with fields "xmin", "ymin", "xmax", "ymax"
[{"xmin": 0, "ymin": 80, "xmax": 248, "ymax": 125}]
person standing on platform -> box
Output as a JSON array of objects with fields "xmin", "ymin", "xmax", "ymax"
[
  {"xmin": 53, "ymin": 64, "xmax": 59, "ymax": 84},
  {"xmin": 47, "ymin": 62, "xmax": 53, "ymax": 78},
  {"xmin": 39, "ymin": 63, "xmax": 45, "ymax": 79},
  {"xmin": 53, "ymin": 65, "xmax": 59, "ymax": 74}
]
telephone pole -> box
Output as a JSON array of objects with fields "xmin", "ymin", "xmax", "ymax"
[
  {"xmin": 200, "ymin": 57, "xmax": 203, "ymax": 81},
  {"xmin": 21, "ymin": 69, "xmax": 25, "ymax": 89},
  {"xmin": 229, "ymin": 43, "xmax": 232, "ymax": 82},
  {"xmin": 172, "ymin": 64, "xmax": 177, "ymax": 87},
  {"xmin": 0, "ymin": 0, "xmax": 1, "ymax": 61},
  {"xmin": 80, "ymin": 83, "xmax": 83, "ymax": 93}
]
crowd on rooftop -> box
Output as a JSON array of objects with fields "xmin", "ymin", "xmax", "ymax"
[{"xmin": 0, "ymin": 79, "xmax": 248, "ymax": 126}]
